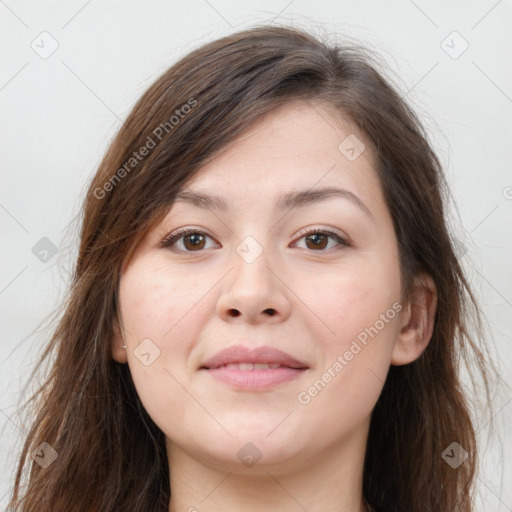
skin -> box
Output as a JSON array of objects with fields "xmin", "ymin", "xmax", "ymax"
[{"xmin": 112, "ymin": 100, "xmax": 437, "ymax": 512}]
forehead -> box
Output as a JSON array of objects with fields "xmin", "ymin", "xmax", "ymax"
[{"xmin": 176, "ymin": 100, "xmax": 382, "ymax": 215}]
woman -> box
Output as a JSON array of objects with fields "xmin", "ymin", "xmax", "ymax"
[{"xmin": 8, "ymin": 24, "xmax": 497, "ymax": 511}]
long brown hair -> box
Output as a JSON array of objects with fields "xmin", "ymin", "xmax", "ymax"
[{"xmin": 7, "ymin": 24, "xmax": 498, "ymax": 511}]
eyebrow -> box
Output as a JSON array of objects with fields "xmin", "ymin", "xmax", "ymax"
[{"xmin": 174, "ymin": 187, "xmax": 374, "ymax": 219}]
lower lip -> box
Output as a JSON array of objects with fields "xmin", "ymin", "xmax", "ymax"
[{"xmin": 202, "ymin": 367, "xmax": 308, "ymax": 390}]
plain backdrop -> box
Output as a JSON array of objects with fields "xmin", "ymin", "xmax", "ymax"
[{"xmin": 1, "ymin": 0, "xmax": 511, "ymax": 509}]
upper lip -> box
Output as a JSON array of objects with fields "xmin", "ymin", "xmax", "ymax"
[{"xmin": 200, "ymin": 345, "xmax": 309, "ymax": 369}]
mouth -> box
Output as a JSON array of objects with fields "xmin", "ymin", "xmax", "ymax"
[
  {"xmin": 209, "ymin": 362, "xmax": 289, "ymax": 370},
  {"xmin": 200, "ymin": 345, "xmax": 309, "ymax": 391}
]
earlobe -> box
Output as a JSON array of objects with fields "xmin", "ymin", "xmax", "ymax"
[
  {"xmin": 111, "ymin": 314, "xmax": 128, "ymax": 363},
  {"xmin": 391, "ymin": 273, "xmax": 438, "ymax": 366}
]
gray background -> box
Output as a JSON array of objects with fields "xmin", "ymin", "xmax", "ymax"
[{"xmin": 1, "ymin": 0, "xmax": 511, "ymax": 509}]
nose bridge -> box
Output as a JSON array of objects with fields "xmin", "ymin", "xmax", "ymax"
[{"xmin": 232, "ymin": 233, "xmax": 275, "ymax": 300}]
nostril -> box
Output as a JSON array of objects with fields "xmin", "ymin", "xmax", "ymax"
[{"xmin": 226, "ymin": 308, "xmax": 276, "ymax": 317}]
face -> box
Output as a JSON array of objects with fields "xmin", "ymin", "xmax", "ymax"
[{"xmin": 113, "ymin": 100, "xmax": 406, "ymax": 473}]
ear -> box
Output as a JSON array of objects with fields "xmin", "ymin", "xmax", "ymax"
[
  {"xmin": 391, "ymin": 272, "xmax": 438, "ymax": 366},
  {"xmin": 111, "ymin": 313, "xmax": 128, "ymax": 363}
]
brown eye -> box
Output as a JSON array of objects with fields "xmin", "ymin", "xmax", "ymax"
[
  {"xmin": 182, "ymin": 233, "xmax": 206, "ymax": 251},
  {"xmin": 294, "ymin": 229, "xmax": 349, "ymax": 251},
  {"xmin": 304, "ymin": 233, "xmax": 329, "ymax": 250},
  {"xmin": 159, "ymin": 229, "xmax": 217, "ymax": 252},
  {"xmin": 160, "ymin": 228, "xmax": 349, "ymax": 253}
]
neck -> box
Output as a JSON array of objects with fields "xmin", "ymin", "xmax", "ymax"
[{"xmin": 166, "ymin": 425, "xmax": 370, "ymax": 512}]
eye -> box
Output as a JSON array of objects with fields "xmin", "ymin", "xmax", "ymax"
[
  {"xmin": 159, "ymin": 228, "xmax": 218, "ymax": 252},
  {"xmin": 159, "ymin": 227, "xmax": 350, "ymax": 253},
  {"xmin": 293, "ymin": 228, "xmax": 349, "ymax": 251}
]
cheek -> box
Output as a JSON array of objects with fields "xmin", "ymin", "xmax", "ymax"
[
  {"xmin": 296, "ymin": 306, "xmax": 399, "ymax": 441},
  {"xmin": 118, "ymin": 257, "xmax": 217, "ymax": 434},
  {"xmin": 293, "ymin": 254, "xmax": 401, "ymax": 419},
  {"xmin": 119, "ymin": 256, "xmax": 204, "ymax": 340},
  {"xmin": 296, "ymin": 252, "xmax": 401, "ymax": 346}
]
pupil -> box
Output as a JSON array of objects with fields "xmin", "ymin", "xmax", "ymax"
[
  {"xmin": 308, "ymin": 234, "xmax": 326, "ymax": 249},
  {"xmin": 186, "ymin": 234, "xmax": 204, "ymax": 249}
]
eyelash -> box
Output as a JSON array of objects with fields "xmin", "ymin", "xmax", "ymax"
[{"xmin": 158, "ymin": 227, "xmax": 350, "ymax": 253}]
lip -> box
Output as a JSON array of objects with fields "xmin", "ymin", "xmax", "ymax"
[
  {"xmin": 200, "ymin": 345, "xmax": 309, "ymax": 391},
  {"xmin": 200, "ymin": 345, "xmax": 308, "ymax": 370}
]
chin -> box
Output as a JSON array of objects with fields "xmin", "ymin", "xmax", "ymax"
[{"xmin": 191, "ymin": 429, "xmax": 306, "ymax": 470}]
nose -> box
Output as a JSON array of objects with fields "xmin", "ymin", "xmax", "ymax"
[{"xmin": 216, "ymin": 241, "xmax": 291, "ymax": 325}]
